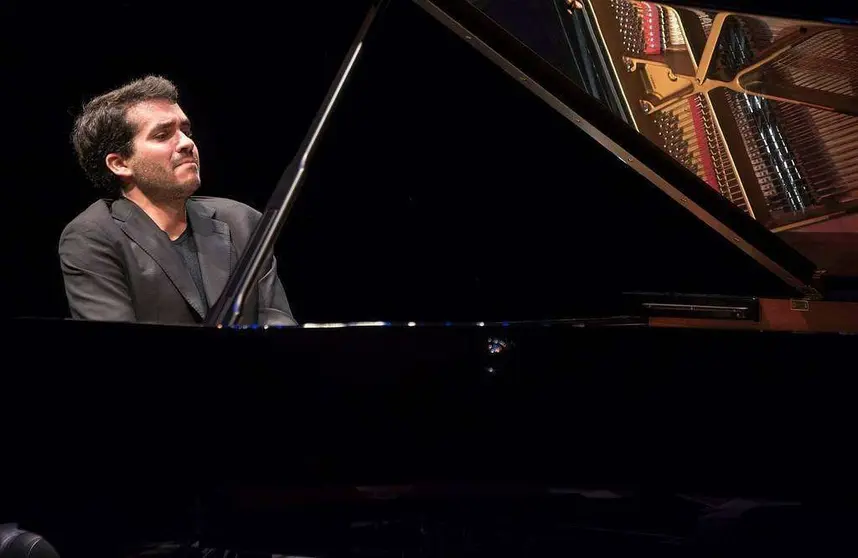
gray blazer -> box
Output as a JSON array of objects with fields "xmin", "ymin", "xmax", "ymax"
[{"xmin": 58, "ymin": 196, "xmax": 296, "ymax": 326}]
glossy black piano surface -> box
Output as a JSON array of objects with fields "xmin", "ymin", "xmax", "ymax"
[
  {"xmin": 6, "ymin": 314, "xmax": 857, "ymax": 487},
  {"xmin": 5, "ymin": 316, "xmax": 858, "ymax": 556}
]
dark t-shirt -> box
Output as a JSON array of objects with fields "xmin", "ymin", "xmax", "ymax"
[{"xmin": 171, "ymin": 225, "xmax": 209, "ymax": 314}]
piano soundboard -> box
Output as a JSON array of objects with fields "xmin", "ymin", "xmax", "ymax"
[{"xmin": 576, "ymin": 0, "xmax": 858, "ymax": 231}]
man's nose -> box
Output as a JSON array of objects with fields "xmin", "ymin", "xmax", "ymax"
[{"xmin": 177, "ymin": 131, "xmax": 195, "ymax": 152}]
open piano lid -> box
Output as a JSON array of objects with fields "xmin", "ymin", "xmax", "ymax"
[
  {"xmin": 413, "ymin": 0, "xmax": 858, "ymax": 297},
  {"xmin": 212, "ymin": 0, "xmax": 858, "ymax": 326}
]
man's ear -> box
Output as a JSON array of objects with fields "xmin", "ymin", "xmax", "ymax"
[{"xmin": 105, "ymin": 153, "xmax": 133, "ymax": 179}]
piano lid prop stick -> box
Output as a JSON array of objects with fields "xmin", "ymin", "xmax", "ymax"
[{"xmin": 204, "ymin": 0, "xmax": 392, "ymax": 327}]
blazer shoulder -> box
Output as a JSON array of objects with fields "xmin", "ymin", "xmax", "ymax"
[
  {"xmin": 192, "ymin": 196, "xmax": 262, "ymax": 223},
  {"xmin": 59, "ymin": 199, "xmax": 115, "ymax": 242}
]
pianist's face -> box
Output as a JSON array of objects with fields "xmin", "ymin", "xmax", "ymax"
[{"xmin": 113, "ymin": 99, "xmax": 201, "ymax": 200}]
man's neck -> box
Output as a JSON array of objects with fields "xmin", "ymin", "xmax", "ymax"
[{"xmin": 123, "ymin": 189, "xmax": 188, "ymax": 240}]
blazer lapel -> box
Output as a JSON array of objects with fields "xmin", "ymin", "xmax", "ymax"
[
  {"xmin": 186, "ymin": 199, "xmax": 232, "ymax": 309},
  {"xmin": 111, "ymin": 198, "xmax": 207, "ymax": 318}
]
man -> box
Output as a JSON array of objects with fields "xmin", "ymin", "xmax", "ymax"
[{"xmin": 58, "ymin": 75, "xmax": 296, "ymax": 326}]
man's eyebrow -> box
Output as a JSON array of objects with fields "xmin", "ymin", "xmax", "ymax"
[
  {"xmin": 149, "ymin": 121, "xmax": 175, "ymax": 133},
  {"xmin": 149, "ymin": 119, "xmax": 191, "ymax": 133}
]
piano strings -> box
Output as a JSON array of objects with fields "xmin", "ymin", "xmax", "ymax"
[{"xmin": 591, "ymin": 0, "xmax": 858, "ymax": 230}]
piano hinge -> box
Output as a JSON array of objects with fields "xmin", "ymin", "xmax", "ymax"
[
  {"xmin": 796, "ymin": 287, "xmax": 823, "ymax": 301},
  {"xmin": 798, "ymin": 269, "xmax": 828, "ymax": 301}
]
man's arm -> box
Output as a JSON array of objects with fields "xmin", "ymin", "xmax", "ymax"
[
  {"xmin": 257, "ymin": 254, "xmax": 297, "ymax": 326},
  {"xmin": 58, "ymin": 222, "xmax": 136, "ymax": 322}
]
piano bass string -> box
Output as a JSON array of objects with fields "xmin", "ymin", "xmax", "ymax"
[{"xmin": 589, "ymin": 0, "xmax": 858, "ymax": 230}]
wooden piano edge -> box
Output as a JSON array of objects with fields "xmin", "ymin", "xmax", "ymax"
[{"xmin": 649, "ymin": 296, "xmax": 858, "ymax": 333}]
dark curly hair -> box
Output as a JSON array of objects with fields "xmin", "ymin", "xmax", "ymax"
[{"xmin": 71, "ymin": 75, "xmax": 179, "ymax": 194}]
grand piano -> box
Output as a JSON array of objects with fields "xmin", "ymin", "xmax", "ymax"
[{"xmin": 4, "ymin": 0, "xmax": 858, "ymax": 556}]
